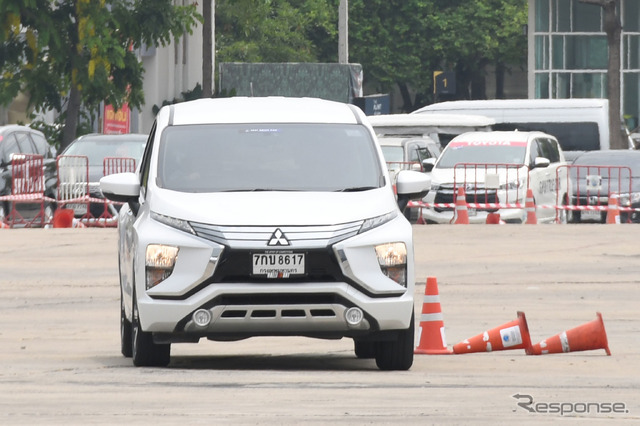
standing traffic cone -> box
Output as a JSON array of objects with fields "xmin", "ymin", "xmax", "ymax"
[
  {"xmin": 453, "ymin": 311, "xmax": 532, "ymax": 354},
  {"xmin": 606, "ymin": 194, "xmax": 620, "ymax": 224},
  {"xmin": 525, "ymin": 188, "xmax": 537, "ymax": 224},
  {"xmin": 415, "ymin": 277, "xmax": 453, "ymax": 354},
  {"xmin": 53, "ymin": 209, "xmax": 74, "ymax": 228},
  {"xmin": 527, "ymin": 312, "xmax": 611, "ymax": 356},
  {"xmin": 453, "ymin": 187, "xmax": 469, "ymax": 224},
  {"xmin": 486, "ymin": 212, "xmax": 501, "ymax": 224}
]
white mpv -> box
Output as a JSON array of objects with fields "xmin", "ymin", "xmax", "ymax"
[{"xmin": 100, "ymin": 97, "xmax": 430, "ymax": 370}]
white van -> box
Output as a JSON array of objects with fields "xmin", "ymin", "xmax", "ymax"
[
  {"xmin": 368, "ymin": 113, "xmax": 495, "ymax": 148},
  {"xmin": 413, "ymin": 98, "xmax": 632, "ymax": 160},
  {"xmin": 100, "ymin": 97, "xmax": 431, "ymax": 370}
]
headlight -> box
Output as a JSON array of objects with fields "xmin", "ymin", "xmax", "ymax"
[
  {"xmin": 499, "ymin": 180, "xmax": 524, "ymax": 190},
  {"xmin": 375, "ymin": 242, "xmax": 407, "ymax": 287},
  {"xmin": 151, "ymin": 211, "xmax": 195, "ymax": 234},
  {"xmin": 617, "ymin": 192, "xmax": 640, "ymax": 207},
  {"xmin": 359, "ymin": 211, "xmax": 397, "ymax": 234},
  {"xmin": 145, "ymin": 244, "xmax": 179, "ymax": 289}
]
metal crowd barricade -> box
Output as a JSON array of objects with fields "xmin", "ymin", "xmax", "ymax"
[
  {"xmin": 97, "ymin": 156, "xmax": 137, "ymax": 224},
  {"xmin": 56, "ymin": 155, "xmax": 90, "ymax": 220},
  {"xmin": 451, "ymin": 163, "xmax": 528, "ymax": 211},
  {"xmin": 0, "ymin": 154, "xmax": 53, "ymax": 227},
  {"xmin": 557, "ymin": 164, "xmax": 634, "ymax": 223}
]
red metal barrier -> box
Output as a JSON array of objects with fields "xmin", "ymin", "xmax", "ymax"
[
  {"xmin": 103, "ymin": 156, "xmax": 136, "ymax": 176},
  {"xmin": 0, "ymin": 154, "xmax": 54, "ymax": 227},
  {"xmin": 452, "ymin": 162, "xmax": 528, "ymax": 210},
  {"xmin": 557, "ymin": 164, "xmax": 634, "ymax": 223}
]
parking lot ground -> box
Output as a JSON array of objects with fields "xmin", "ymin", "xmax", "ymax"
[{"xmin": 0, "ymin": 225, "xmax": 638, "ymax": 424}]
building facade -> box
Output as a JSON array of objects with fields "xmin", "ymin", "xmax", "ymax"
[{"xmin": 528, "ymin": 0, "xmax": 640, "ymax": 131}]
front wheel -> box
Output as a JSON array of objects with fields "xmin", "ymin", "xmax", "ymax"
[
  {"xmin": 132, "ymin": 296, "xmax": 170, "ymax": 367},
  {"xmin": 374, "ymin": 313, "xmax": 415, "ymax": 371}
]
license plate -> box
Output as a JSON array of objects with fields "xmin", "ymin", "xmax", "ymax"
[
  {"xmin": 66, "ymin": 203, "xmax": 87, "ymax": 215},
  {"xmin": 581, "ymin": 209, "xmax": 602, "ymax": 222},
  {"xmin": 252, "ymin": 252, "xmax": 305, "ymax": 278}
]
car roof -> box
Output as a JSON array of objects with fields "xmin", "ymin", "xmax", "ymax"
[
  {"xmin": 414, "ymin": 98, "xmax": 608, "ymax": 114},
  {"xmin": 0, "ymin": 124, "xmax": 45, "ymax": 137},
  {"xmin": 163, "ymin": 97, "xmax": 362, "ymax": 126},
  {"xmin": 378, "ymin": 136, "xmax": 438, "ymax": 148},
  {"xmin": 448, "ymin": 131, "xmax": 552, "ymax": 144},
  {"xmin": 573, "ymin": 150, "xmax": 640, "ymax": 163},
  {"xmin": 72, "ymin": 133, "xmax": 147, "ymax": 143},
  {"xmin": 368, "ymin": 113, "xmax": 496, "ymax": 128}
]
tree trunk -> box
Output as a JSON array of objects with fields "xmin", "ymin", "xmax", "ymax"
[
  {"xmin": 202, "ymin": 0, "xmax": 213, "ymax": 98},
  {"xmin": 495, "ymin": 62, "xmax": 505, "ymax": 99},
  {"xmin": 581, "ymin": 0, "xmax": 624, "ymax": 149},
  {"xmin": 397, "ymin": 82, "xmax": 414, "ymax": 112},
  {"xmin": 61, "ymin": 84, "xmax": 82, "ymax": 151}
]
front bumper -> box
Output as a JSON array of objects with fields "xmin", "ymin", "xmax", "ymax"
[{"xmin": 133, "ymin": 214, "xmax": 415, "ymax": 341}]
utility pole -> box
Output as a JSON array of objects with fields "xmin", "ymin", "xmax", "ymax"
[
  {"xmin": 202, "ymin": 0, "xmax": 215, "ymax": 98},
  {"xmin": 338, "ymin": 0, "xmax": 348, "ymax": 64}
]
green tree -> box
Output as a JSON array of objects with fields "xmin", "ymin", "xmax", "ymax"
[
  {"xmin": 347, "ymin": 0, "xmax": 527, "ymax": 110},
  {"xmin": 215, "ymin": 0, "xmax": 336, "ymax": 63},
  {"xmin": 0, "ymin": 0, "xmax": 200, "ymax": 149}
]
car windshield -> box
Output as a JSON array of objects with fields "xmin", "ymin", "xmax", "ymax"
[
  {"xmin": 157, "ymin": 123, "xmax": 383, "ymax": 192},
  {"xmin": 64, "ymin": 137, "xmax": 146, "ymax": 165},
  {"xmin": 571, "ymin": 155, "xmax": 640, "ymax": 179},
  {"xmin": 380, "ymin": 145, "xmax": 404, "ymax": 163},
  {"xmin": 436, "ymin": 141, "xmax": 527, "ymax": 168}
]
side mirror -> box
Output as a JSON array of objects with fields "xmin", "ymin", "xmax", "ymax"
[
  {"xmin": 100, "ymin": 172, "xmax": 140, "ymax": 214},
  {"xmin": 395, "ymin": 170, "xmax": 431, "ymax": 213},
  {"xmin": 422, "ymin": 158, "xmax": 436, "ymax": 172},
  {"xmin": 533, "ymin": 157, "xmax": 551, "ymax": 169}
]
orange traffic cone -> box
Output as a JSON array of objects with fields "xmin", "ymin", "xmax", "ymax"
[
  {"xmin": 415, "ymin": 277, "xmax": 452, "ymax": 354},
  {"xmin": 0, "ymin": 221, "xmax": 9, "ymax": 229},
  {"xmin": 53, "ymin": 209, "xmax": 74, "ymax": 228},
  {"xmin": 606, "ymin": 194, "xmax": 620, "ymax": 224},
  {"xmin": 486, "ymin": 212, "xmax": 501, "ymax": 224},
  {"xmin": 527, "ymin": 312, "xmax": 611, "ymax": 356},
  {"xmin": 525, "ymin": 188, "xmax": 537, "ymax": 224},
  {"xmin": 453, "ymin": 311, "xmax": 532, "ymax": 354},
  {"xmin": 453, "ymin": 187, "xmax": 469, "ymax": 224}
]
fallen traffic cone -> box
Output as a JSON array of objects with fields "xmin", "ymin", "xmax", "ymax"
[
  {"xmin": 453, "ymin": 187, "xmax": 469, "ymax": 224},
  {"xmin": 606, "ymin": 194, "xmax": 620, "ymax": 224},
  {"xmin": 453, "ymin": 311, "xmax": 532, "ymax": 354},
  {"xmin": 525, "ymin": 188, "xmax": 537, "ymax": 224},
  {"xmin": 0, "ymin": 221, "xmax": 9, "ymax": 229},
  {"xmin": 415, "ymin": 277, "xmax": 452, "ymax": 354},
  {"xmin": 527, "ymin": 312, "xmax": 611, "ymax": 356}
]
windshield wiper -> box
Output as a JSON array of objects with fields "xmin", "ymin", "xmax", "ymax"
[{"xmin": 335, "ymin": 186, "xmax": 377, "ymax": 192}]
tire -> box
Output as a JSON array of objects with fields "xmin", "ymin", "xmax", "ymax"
[
  {"xmin": 43, "ymin": 203, "xmax": 55, "ymax": 227},
  {"xmin": 132, "ymin": 296, "xmax": 170, "ymax": 367},
  {"xmin": 120, "ymin": 290, "xmax": 133, "ymax": 358},
  {"xmin": 374, "ymin": 313, "xmax": 415, "ymax": 371},
  {"xmin": 353, "ymin": 340, "xmax": 376, "ymax": 359}
]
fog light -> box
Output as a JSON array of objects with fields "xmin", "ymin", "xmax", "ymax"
[
  {"xmin": 193, "ymin": 309, "xmax": 212, "ymax": 327},
  {"xmin": 345, "ymin": 307, "xmax": 364, "ymax": 326}
]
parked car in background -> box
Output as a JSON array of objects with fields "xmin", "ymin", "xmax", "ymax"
[
  {"xmin": 568, "ymin": 150, "xmax": 640, "ymax": 223},
  {"xmin": 422, "ymin": 131, "xmax": 570, "ymax": 224},
  {"xmin": 56, "ymin": 133, "xmax": 147, "ymax": 218},
  {"xmin": 0, "ymin": 125, "xmax": 57, "ymax": 225}
]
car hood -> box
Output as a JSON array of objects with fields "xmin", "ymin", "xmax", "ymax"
[{"xmin": 147, "ymin": 187, "xmax": 398, "ymax": 226}]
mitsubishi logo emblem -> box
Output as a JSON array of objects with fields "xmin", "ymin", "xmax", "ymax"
[{"xmin": 267, "ymin": 228, "xmax": 290, "ymax": 246}]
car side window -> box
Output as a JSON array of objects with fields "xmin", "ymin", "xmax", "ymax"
[
  {"xmin": 545, "ymin": 138, "xmax": 561, "ymax": 163},
  {"xmin": 2, "ymin": 133, "xmax": 20, "ymax": 164},
  {"xmin": 15, "ymin": 132, "xmax": 37, "ymax": 155},
  {"xmin": 30, "ymin": 133, "xmax": 52, "ymax": 158},
  {"xmin": 529, "ymin": 139, "xmax": 540, "ymax": 166}
]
